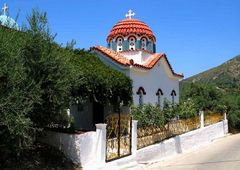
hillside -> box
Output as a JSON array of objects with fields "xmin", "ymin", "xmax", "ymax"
[{"xmin": 181, "ymin": 55, "xmax": 240, "ymax": 92}]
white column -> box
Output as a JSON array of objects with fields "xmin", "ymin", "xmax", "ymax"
[
  {"xmin": 131, "ymin": 120, "xmax": 138, "ymax": 156},
  {"xmin": 67, "ymin": 109, "xmax": 71, "ymax": 128},
  {"xmin": 95, "ymin": 123, "xmax": 107, "ymax": 164},
  {"xmin": 200, "ymin": 111, "xmax": 204, "ymax": 128},
  {"xmin": 223, "ymin": 113, "xmax": 228, "ymax": 134},
  {"xmin": 224, "ymin": 112, "xmax": 227, "ymax": 120}
]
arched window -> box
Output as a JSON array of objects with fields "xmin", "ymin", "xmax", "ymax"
[
  {"xmin": 171, "ymin": 90, "xmax": 176, "ymax": 104},
  {"xmin": 156, "ymin": 89, "xmax": 163, "ymax": 108},
  {"xmin": 116, "ymin": 37, "xmax": 123, "ymax": 52},
  {"xmin": 141, "ymin": 37, "xmax": 147, "ymax": 50},
  {"xmin": 128, "ymin": 36, "xmax": 136, "ymax": 50},
  {"xmin": 136, "ymin": 87, "xmax": 146, "ymax": 105}
]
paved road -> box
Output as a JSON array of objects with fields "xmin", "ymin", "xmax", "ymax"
[
  {"xmin": 147, "ymin": 134, "xmax": 240, "ymax": 170},
  {"xmin": 123, "ymin": 134, "xmax": 240, "ymax": 170}
]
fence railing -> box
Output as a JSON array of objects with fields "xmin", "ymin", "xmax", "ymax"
[{"xmin": 137, "ymin": 112, "xmax": 224, "ymax": 149}]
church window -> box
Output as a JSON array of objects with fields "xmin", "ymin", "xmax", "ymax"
[
  {"xmin": 137, "ymin": 87, "xmax": 146, "ymax": 105},
  {"xmin": 117, "ymin": 37, "xmax": 123, "ymax": 52},
  {"xmin": 171, "ymin": 90, "xmax": 176, "ymax": 105},
  {"xmin": 141, "ymin": 38, "xmax": 147, "ymax": 50},
  {"xmin": 129, "ymin": 36, "xmax": 136, "ymax": 50},
  {"xmin": 156, "ymin": 89, "xmax": 163, "ymax": 108}
]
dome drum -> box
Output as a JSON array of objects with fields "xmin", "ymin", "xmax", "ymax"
[{"xmin": 107, "ymin": 18, "xmax": 156, "ymax": 53}]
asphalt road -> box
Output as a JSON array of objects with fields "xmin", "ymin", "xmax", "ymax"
[
  {"xmin": 122, "ymin": 134, "xmax": 240, "ymax": 170},
  {"xmin": 147, "ymin": 133, "xmax": 240, "ymax": 170}
]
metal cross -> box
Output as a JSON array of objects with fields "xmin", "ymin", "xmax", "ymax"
[
  {"xmin": 2, "ymin": 3, "xmax": 8, "ymax": 15},
  {"xmin": 125, "ymin": 9, "xmax": 135, "ymax": 19}
]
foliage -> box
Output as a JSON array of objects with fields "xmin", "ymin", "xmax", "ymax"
[
  {"xmin": 0, "ymin": 26, "xmax": 36, "ymax": 156},
  {"xmin": 22, "ymin": 9, "xmax": 72, "ymax": 127},
  {"xmin": 224, "ymin": 95, "xmax": 240, "ymax": 132},
  {"xmin": 67, "ymin": 49, "xmax": 133, "ymax": 106},
  {"xmin": 180, "ymin": 82, "xmax": 224, "ymax": 112},
  {"xmin": 131, "ymin": 100, "xmax": 198, "ymax": 128},
  {"xmin": 228, "ymin": 110, "xmax": 240, "ymax": 130},
  {"xmin": 181, "ymin": 54, "xmax": 240, "ymax": 131},
  {"xmin": 0, "ymin": 9, "xmax": 133, "ymax": 160},
  {"xmin": 131, "ymin": 104, "xmax": 165, "ymax": 128},
  {"xmin": 162, "ymin": 100, "xmax": 178, "ymax": 122},
  {"xmin": 178, "ymin": 99, "xmax": 197, "ymax": 119},
  {"xmin": 0, "ymin": 142, "xmax": 75, "ymax": 170}
]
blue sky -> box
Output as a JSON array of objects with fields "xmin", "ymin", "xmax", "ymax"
[{"xmin": 3, "ymin": 0, "xmax": 240, "ymax": 78}]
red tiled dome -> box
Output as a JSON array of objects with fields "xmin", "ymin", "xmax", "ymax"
[{"xmin": 107, "ymin": 18, "xmax": 156, "ymax": 43}]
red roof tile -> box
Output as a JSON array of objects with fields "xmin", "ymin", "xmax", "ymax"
[
  {"xmin": 107, "ymin": 18, "xmax": 156, "ymax": 43},
  {"xmin": 91, "ymin": 46, "xmax": 183, "ymax": 78}
]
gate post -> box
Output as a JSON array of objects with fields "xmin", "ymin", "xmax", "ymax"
[
  {"xmin": 131, "ymin": 120, "xmax": 138, "ymax": 156},
  {"xmin": 223, "ymin": 112, "xmax": 228, "ymax": 134},
  {"xmin": 95, "ymin": 123, "xmax": 107, "ymax": 164},
  {"xmin": 200, "ymin": 111, "xmax": 204, "ymax": 128}
]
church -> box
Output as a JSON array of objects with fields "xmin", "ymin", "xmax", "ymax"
[
  {"xmin": 92, "ymin": 10, "xmax": 183, "ymax": 107},
  {"xmin": 72, "ymin": 10, "xmax": 183, "ymax": 130}
]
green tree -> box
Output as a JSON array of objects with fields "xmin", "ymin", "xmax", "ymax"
[
  {"xmin": 181, "ymin": 82, "xmax": 223, "ymax": 112},
  {"xmin": 22, "ymin": 9, "xmax": 72, "ymax": 127},
  {"xmin": 0, "ymin": 27, "xmax": 35, "ymax": 157},
  {"xmin": 68, "ymin": 49, "xmax": 133, "ymax": 106}
]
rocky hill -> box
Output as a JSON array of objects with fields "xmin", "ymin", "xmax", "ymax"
[{"xmin": 181, "ymin": 55, "xmax": 240, "ymax": 92}]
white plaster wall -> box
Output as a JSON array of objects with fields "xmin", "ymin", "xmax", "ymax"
[
  {"xmin": 94, "ymin": 50, "xmax": 180, "ymax": 106},
  {"xmin": 121, "ymin": 51, "xmax": 152, "ymax": 64},
  {"xmin": 136, "ymin": 120, "xmax": 227, "ymax": 163},
  {"xmin": 41, "ymin": 131, "xmax": 97, "ymax": 167},
  {"xmin": 130, "ymin": 59, "xmax": 179, "ymax": 105}
]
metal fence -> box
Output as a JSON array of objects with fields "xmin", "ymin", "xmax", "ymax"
[
  {"xmin": 137, "ymin": 113, "xmax": 224, "ymax": 149},
  {"xmin": 204, "ymin": 113, "xmax": 224, "ymax": 126}
]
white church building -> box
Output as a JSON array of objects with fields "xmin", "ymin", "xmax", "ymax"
[{"xmin": 92, "ymin": 10, "xmax": 183, "ymax": 107}]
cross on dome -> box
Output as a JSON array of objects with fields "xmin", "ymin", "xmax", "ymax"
[
  {"xmin": 2, "ymin": 3, "xmax": 8, "ymax": 15},
  {"xmin": 125, "ymin": 9, "xmax": 135, "ymax": 19}
]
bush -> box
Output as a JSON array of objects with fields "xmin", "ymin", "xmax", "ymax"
[
  {"xmin": 228, "ymin": 110, "xmax": 240, "ymax": 131},
  {"xmin": 131, "ymin": 104, "xmax": 165, "ymax": 128},
  {"xmin": 178, "ymin": 99, "xmax": 197, "ymax": 119},
  {"xmin": 162, "ymin": 100, "xmax": 178, "ymax": 122}
]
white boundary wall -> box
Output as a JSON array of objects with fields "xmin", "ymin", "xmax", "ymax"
[
  {"xmin": 40, "ymin": 116, "xmax": 228, "ymax": 170},
  {"xmin": 136, "ymin": 120, "xmax": 228, "ymax": 163},
  {"xmin": 40, "ymin": 131, "xmax": 97, "ymax": 167}
]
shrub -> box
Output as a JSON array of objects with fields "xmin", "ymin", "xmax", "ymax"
[
  {"xmin": 178, "ymin": 99, "xmax": 197, "ymax": 119},
  {"xmin": 131, "ymin": 104, "xmax": 165, "ymax": 128},
  {"xmin": 228, "ymin": 110, "xmax": 240, "ymax": 131}
]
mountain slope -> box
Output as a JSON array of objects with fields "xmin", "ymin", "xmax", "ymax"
[{"xmin": 182, "ymin": 55, "xmax": 240, "ymax": 91}]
